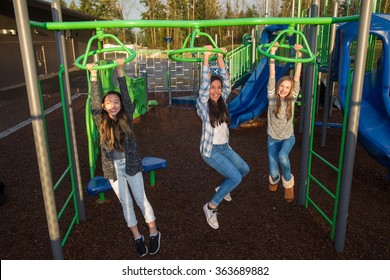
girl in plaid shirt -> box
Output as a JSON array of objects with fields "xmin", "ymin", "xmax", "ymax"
[{"xmin": 197, "ymin": 45, "xmax": 250, "ymax": 230}]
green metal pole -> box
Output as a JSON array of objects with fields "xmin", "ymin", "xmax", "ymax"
[
  {"xmin": 30, "ymin": 16, "xmax": 359, "ymax": 31},
  {"xmin": 150, "ymin": 171, "xmax": 156, "ymax": 187}
]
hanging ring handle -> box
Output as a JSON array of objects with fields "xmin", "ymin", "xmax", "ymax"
[
  {"xmin": 75, "ymin": 32, "xmax": 136, "ymax": 70},
  {"xmin": 169, "ymin": 47, "xmax": 226, "ymax": 63},
  {"xmin": 258, "ymin": 28, "xmax": 316, "ymax": 63},
  {"xmin": 168, "ymin": 28, "xmax": 226, "ymax": 62}
]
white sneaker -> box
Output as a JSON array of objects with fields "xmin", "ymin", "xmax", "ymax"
[
  {"xmin": 203, "ymin": 203, "xmax": 219, "ymax": 229},
  {"xmin": 215, "ymin": 186, "xmax": 232, "ymax": 202}
]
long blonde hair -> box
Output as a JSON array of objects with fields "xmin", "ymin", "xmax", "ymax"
[
  {"xmin": 99, "ymin": 91, "xmax": 133, "ymax": 151},
  {"xmin": 274, "ymin": 76, "xmax": 294, "ymax": 121}
]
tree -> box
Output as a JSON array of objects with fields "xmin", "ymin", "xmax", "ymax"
[
  {"xmin": 116, "ymin": 0, "xmax": 138, "ymax": 43},
  {"xmin": 237, "ymin": 4, "xmax": 259, "ymax": 43},
  {"xmin": 224, "ymin": 0, "xmax": 234, "ymax": 18},
  {"xmin": 99, "ymin": 0, "xmax": 123, "ymax": 20},
  {"xmin": 267, "ymin": 0, "xmax": 279, "ymax": 17},
  {"xmin": 60, "ymin": 0, "xmax": 67, "ymax": 8},
  {"xmin": 79, "ymin": 0, "xmax": 100, "ymax": 17},
  {"xmin": 279, "ymin": 0, "xmax": 342, "ymax": 18},
  {"xmin": 98, "ymin": 0, "xmax": 125, "ymax": 44},
  {"xmin": 139, "ymin": 0, "xmax": 166, "ymax": 48},
  {"xmin": 77, "ymin": 0, "xmax": 133, "ymax": 44},
  {"xmin": 68, "ymin": 0, "xmax": 78, "ymax": 11},
  {"xmin": 383, "ymin": 0, "xmax": 390, "ymax": 13}
]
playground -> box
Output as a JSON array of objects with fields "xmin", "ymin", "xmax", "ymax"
[
  {"xmin": 0, "ymin": 67, "xmax": 389, "ymax": 259},
  {"xmin": 1, "ymin": 0, "xmax": 390, "ymax": 260}
]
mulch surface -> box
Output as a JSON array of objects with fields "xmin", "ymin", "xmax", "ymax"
[{"xmin": 0, "ymin": 74, "xmax": 389, "ymax": 260}]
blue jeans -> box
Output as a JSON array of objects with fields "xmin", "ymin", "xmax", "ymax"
[
  {"xmin": 202, "ymin": 143, "xmax": 250, "ymax": 206},
  {"xmin": 267, "ymin": 135, "xmax": 295, "ymax": 182}
]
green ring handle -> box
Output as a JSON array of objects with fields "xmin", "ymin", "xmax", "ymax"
[
  {"xmin": 258, "ymin": 25, "xmax": 316, "ymax": 63},
  {"xmin": 258, "ymin": 43, "xmax": 315, "ymax": 63},
  {"xmin": 75, "ymin": 32, "xmax": 136, "ymax": 70},
  {"xmin": 75, "ymin": 47, "xmax": 136, "ymax": 70},
  {"xmin": 168, "ymin": 47, "xmax": 226, "ymax": 63},
  {"xmin": 258, "ymin": 26, "xmax": 316, "ymax": 63}
]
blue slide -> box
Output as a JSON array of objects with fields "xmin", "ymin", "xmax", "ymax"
[
  {"xmin": 337, "ymin": 14, "xmax": 390, "ymax": 171},
  {"xmin": 228, "ymin": 57, "xmax": 291, "ymax": 128}
]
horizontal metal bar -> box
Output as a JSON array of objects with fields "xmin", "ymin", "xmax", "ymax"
[{"xmin": 30, "ymin": 16, "xmax": 359, "ymax": 31}]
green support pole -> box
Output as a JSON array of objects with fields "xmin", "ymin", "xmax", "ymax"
[{"xmin": 150, "ymin": 171, "xmax": 156, "ymax": 187}]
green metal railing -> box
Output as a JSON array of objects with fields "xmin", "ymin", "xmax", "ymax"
[{"xmin": 226, "ymin": 43, "xmax": 253, "ymax": 84}]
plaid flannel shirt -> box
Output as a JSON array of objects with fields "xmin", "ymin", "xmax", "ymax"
[{"xmin": 196, "ymin": 65, "xmax": 230, "ymax": 157}]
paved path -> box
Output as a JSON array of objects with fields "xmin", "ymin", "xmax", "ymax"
[{"xmin": 0, "ymin": 70, "xmax": 88, "ymax": 135}]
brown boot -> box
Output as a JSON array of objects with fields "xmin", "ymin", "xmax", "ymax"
[
  {"xmin": 284, "ymin": 187, "xmax": 294, "ymax": 202},
  {"xmin": 269, "ymin": 183, "xmax": 278, "ymax": 192},
  {"xmin": 282, "ymin": 175, "xmax": 294, "ymax": 202},
  {"xmin": 268, "ymin": 175, "xmax": 280, "ymax": 192}
]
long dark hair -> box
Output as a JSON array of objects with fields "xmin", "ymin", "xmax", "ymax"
[
  {"xmin": 274, "ymin": 76, "xmax": 294, "ymax": 121},
  {"xmin": 99, "ymin": 91, "xmax": 133, "ymax": 151},
  {"xmin": 208, "ymin": 75, "xmax": 231, "ymax": 127}
]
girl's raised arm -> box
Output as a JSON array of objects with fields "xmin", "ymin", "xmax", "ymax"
[
  {"xmin": 294, "ymin": 44, "xmax": 303, "ymax": 82},
  {"xmin": 217, "ymin": 47, "xmax": 226, "ymax": 70},
  {"xmin": 116, "ymin": 58, "xmax": 125, "ymax": 78},
  {"xmin": 269, "ymin": 42, "xmax": 279, "ymax": 79}
]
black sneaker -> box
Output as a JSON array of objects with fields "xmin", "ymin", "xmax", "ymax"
[
  {"xmin": 135, "ymin": 235, "xmax": 148, "ymax": 257},
  {"xmin": 149, "ymin": 231, "xmax": 161, "ymax": 255}
]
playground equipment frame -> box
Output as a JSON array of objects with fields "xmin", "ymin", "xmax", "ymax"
[{"xmin": 13, "ymin": 0, "xmax": 373, "ymax": 259}]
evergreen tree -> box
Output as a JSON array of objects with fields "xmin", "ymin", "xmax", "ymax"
[
  {"xmin": 382, "ymin": 0, "xmax": 390, "ymax": 13},
  {"xmin": 99, "ymin": 0, "xmax": 123, "ymax": 20},
  {"xmin": 68, "ymin": 0, "xmax": 78, "ymax": 10},
  {"xmin": 140, "ymin": 0, "xmax": 166, "ymax": 48},
  {"xmin": 97, "ymin": 0, "xmax": 125, "ymax": 44},
  {"xmin": 117, "ymin": 0, "xmax": 138, "ymax": 44},
  {"xmin": 268, "ymin": 0, "xmax": 279, "ymax": 17},
  {"xmin": 221, "ymin": 0, "xmax": 234, "ymax": 47},
  {"xmin": 244, "ymin": 4, "xmax": 260, "ymax": 18},
  {"xmin": 77, "ymin": 1, "xmax": 133, "ymax": 44},
  {"xmin": 224, "ymin": 0, "xmax": 234, "ymax": 19},
  {"xmin": 237, "ymin": 4, "xmax": 259, "ymax": 44},
  {"xmin": 279, "ymin": 0, "xmax": 341, "ymax": 18},
  {"xmin": 79, "ymin": 0, "xmax": 100, "ymax": 17}
]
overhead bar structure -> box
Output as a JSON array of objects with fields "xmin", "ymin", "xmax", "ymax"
[
  {"xmin": 30, "ymin": 16, "xmax": 360, "ymax": 31},
  {"xmin": 13, "ymin": 0, "xmax": 374, "ymax": 258}
]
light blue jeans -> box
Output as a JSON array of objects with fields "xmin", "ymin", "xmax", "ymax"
[
  {"xmin": 267, "ymin": 135, "xmax": 295, "ymax": 182},
  {"xmin": 110, "ymin": 158, "xmax": 155, "ymax": 228},
  {"xmin": 202, "ymin": 143, "xmax": 250, "ymax": 206}
]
